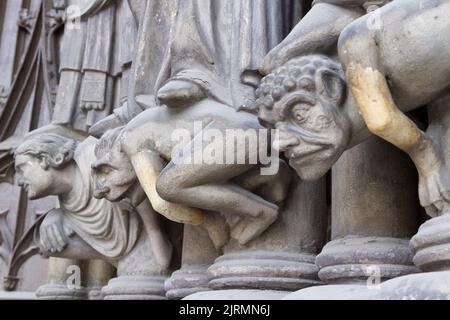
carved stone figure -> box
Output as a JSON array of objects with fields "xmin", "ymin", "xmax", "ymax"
[
  {"xmin": 4, "ymin": 0, "xmax": 450, "ymax": 301},
  {"xmin": 92, "ymin": 124, "xmax": 291, "ymax": 248},
  {"xmin": 92, "ymin": 125, "xmax": 329, "ymax": 299},
  {"xmin": 260, "ymin": 0, "xmax": 392, "ymax": 75},
  {"xmin": 14, "ymin": 125, "xmax": 174, "ymax": 299},
  {"xmin": 52, "ymin": 0, "xmax": 136, "ymax": 132},
  {"xmin": 89, "ymin": 0, "xmax": 303, "ymax": 137},
  {"xmin": 255, "ymin": 0, "xmax": 450, "ymax": 298}
]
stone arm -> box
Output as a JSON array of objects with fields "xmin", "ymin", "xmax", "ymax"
[
  {"xmin": 340, "ymin": 27, "xmax": 447, "ymax": 217},
  {"xmin": 260, "ymin": 3, "xmax": 364, "ymax": 75},
  {"xmin": 126, "ymin": 148, "xmax": 205, "ymax": 226}
]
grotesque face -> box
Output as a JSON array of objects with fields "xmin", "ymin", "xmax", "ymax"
[
  {"xmin": 256, "ymin": 56, "xmax": 351, "ymax": 180},
  {"xmin": 92, "ymin": 129, "xmax": 136, "ymax": 202},
  {"xmin": 15, "ymin": 154, "xmax": 55, "ymax": 199}
]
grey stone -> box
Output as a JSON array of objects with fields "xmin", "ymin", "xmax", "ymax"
[{"xmin": 184, "ymin": 289, "xmax": 290, "ymax": 301}]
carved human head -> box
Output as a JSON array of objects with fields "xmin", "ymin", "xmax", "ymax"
[
  {"xmin": 15, "ymin": 134, "xmax": 78, "ymax": 199},
  {"xmin": 254, "ymin": 55, "xmax": 351, "ymax": 180},
  {"xmin": 92, "ymin": 127, "xmax": 137, "ymax": 202}
]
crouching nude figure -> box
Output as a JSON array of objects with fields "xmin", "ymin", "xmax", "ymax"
[
  {"xmin": 103, "ymin": 99, "xmax": 290, "ymax": 248},
  {"xmin": 93, "ymin": 120, "xmax": 291, "ymax": 248},
  {"xmin": 257, "ymin": 0, "xmax": 450, "ymax": 217},
  {"xmin": 14, "ymin": 125, "xmax": 173, "ymax": 298},
  {"xmin": 254, "ymin": 0, "xmax": 450, "ymax": 297}
]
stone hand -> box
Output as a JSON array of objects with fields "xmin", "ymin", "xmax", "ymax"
[
  {"xmin": 418, "ymin": 164, "xmax": 450, "ymax": 218},
  {"xmin": 40, "ymin": 221, "xmax": 71, "ymax": 254}
]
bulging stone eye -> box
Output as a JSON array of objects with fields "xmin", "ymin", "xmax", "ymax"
[{"xmin": 316, "ymin": 115, "xmax": 333, "ymax": 129}]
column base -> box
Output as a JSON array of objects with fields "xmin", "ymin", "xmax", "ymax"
[
  {"xmin": 208, "ymin": 250, "xmax": 322, "ymax": 291},
  {"xmin": 87, "ymin": 286, "xmax": 104, "ymax": 300},
  {"xmin": 101, "ymin": 275, "xmax": 167, "ymax": 300},
  {"xmin": 283, "ymin": 284, "xmax": 370, "ymax": 300},
  {"xmin": 284, "ymin": 271, "xmax": 450, "ymax": 300},
  {"xmin": 184, "ymin": 289, "xmax": 290, "ymax": 300},
  {"xmin": 35, "ymin": 283, "xmax": 87, "ymax": 300},
  {"xmin": 165, "ymin": 265, "xmax": 210, "ymax": 300},
  {"xmin": 316, "ymin": 236, "xmax": 419, "ymax": 284},
  {"xmin": 411, "ymin": 213, "xmax": 450, "ymax": 271}
]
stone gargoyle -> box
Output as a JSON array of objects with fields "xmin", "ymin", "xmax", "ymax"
[
  {"xmin": 252, "ymin": 0, "xmax": 450, "ymax": 217},
  {"xmin": 92, "ymin": 101, "xmax": 292, "ymax": 248},
  {"xmin": 13, "ymin": 125, "xmax": 173, "ymax": 276}
]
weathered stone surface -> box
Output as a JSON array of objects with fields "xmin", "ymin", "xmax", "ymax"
[
  {"xmin": 102, "ymin": 275, "xmax": 167, "ymax": 300},
  {"xmin": 208, "ymin": 251, "xmax": 321, "ymax": 291},
  {"xmin": 185, "ymin": 289, "xmax": 290, "ymax": 301},
  {"xmin": 317, "ymin": 237, "xmax": 419, "ymax": 284},
  {"xmin": 2, "ymin": 0, "xmax": 450, "ymax": 301},
  {"xmin": 165, "ymin": 225, "xmax": 218, "ymax": 300},
  {"xmin": 285, "ymin": 271, "xmax": 450, "ymax": 300}
]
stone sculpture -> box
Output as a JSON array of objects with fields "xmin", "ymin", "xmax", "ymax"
[
  {"xmin": 254, "ymin": 0, "xmax": 450, "ymax": 299},
  {"xmin": 3, "ymin": 0, "xmax": 450, "ymax": 301},
  {"xmin": 92, "ymin": 124, "xmax": 291, "ymax": 248},
  {"xmin": 89, "ymin": 0, "xmax": 303, "ymax": 137},
  {"xmin": 52, "ymin": 0, "xmax": 136, "ymax": 132},
  {"xmin": 257, "ymin": 0, "xmax": 450, "ymax": 216},
  {"xmin": 14, "ymin": 125, "xmax": 174, "ymax": 299}
]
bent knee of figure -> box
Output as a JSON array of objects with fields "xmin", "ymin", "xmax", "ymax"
[
  {"xmin": 155, "ymin": 169, "xmax": 183, "ymax": 203},
  {"xmin": 338, "ymin": 19, "xmax": 376, "ymax": 68}
]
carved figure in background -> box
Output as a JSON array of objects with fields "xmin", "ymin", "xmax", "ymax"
[{"xmin": 52, "ymin": 0, "xmax": 136, "ymax": 132}]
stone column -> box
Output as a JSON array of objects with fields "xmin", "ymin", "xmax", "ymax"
[
  {"xmin": 101, "ymin": 230, "xmax": 169, "ymax": 300},
  {"xmin": 35, "ymin": 258, "xmax": 87, "ymax": 300},
  {"xmin": 187, "ymin": 176, "xmax": 327, "ymax": 300},
  {"xmin": 284, "ymin": 136, "xmax": 421, "ymax": 299},
  {"xmin": 165, "ymin": 225, "xmax": 219, "ymax": 300},
  {"xmin": 85, "ymin": 260, "xmax": 115, "ymax": 300},
  {"xmin": 317, "ymin": 136, "xmax": 420, "ymax": 285}
]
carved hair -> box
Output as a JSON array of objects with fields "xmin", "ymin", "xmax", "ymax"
[
  {"xmin": 94, "ymin": 126, "xmax": 125, "ymax": 159},
  {"xmin": 249, "ymin": 55, "xmax": 346, "ymax": 119},
  {"xmin": 15, "ymin": 134, "xmax": 78, "ymax": 170}
]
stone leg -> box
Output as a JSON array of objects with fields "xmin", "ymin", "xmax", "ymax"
[
  {"xmin": 285, "ymin": 136, "xmax": 421, "ymax": 300},
  {"xmin": 186, "ymin": 176, "xmax": 328, "ymax": 300},
  {"xmin": 35, "ymin": 258, "xmax": 87, "ymax": 300},
  {"xmin": 101, "ymin": 230, "xmax": 169, "ymax": 300},
  {"xmin": 165, "ymin": 225, "xmax": 219, "ymax": 300}
]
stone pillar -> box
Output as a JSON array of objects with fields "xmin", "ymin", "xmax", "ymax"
[
  {"xmin": 187, "ymin": 177, "xmax": 327, "ymax": 299},
  {"xmin": 165, "ymin": 225, "xmax": 219, "ymax": 300},
  {"xmin": 318, "ymin": 136, "xmax": 420, "ymax": 284},
  {"xmin": 284, "ymin": 136, "xmax": 421, "ymax": 300},
  {"xmin": 35, "ymin": 258, "xmax": 87, "ymax": 300},
  {"xmin": 85, "ymin": 260, "xmax": 115, "ymax": 300},
  {"xmin": 101, "ymin": 230, "xmax": 168, "ymax": 300}
]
